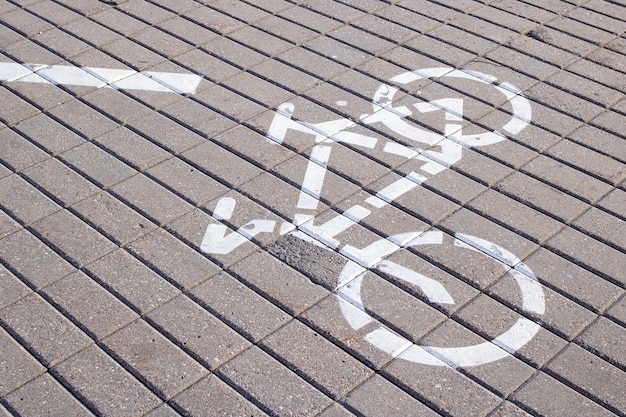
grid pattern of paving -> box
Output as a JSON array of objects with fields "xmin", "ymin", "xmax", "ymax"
[{"xmin": 0, "ymin": 0, "xmax": 625, "ymax": 416}]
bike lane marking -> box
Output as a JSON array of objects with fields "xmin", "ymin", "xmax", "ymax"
[{"xmin": 0, "ymin": 61, "xmax": 203, "ymax": 94}]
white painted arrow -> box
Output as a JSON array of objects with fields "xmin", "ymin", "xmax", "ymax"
[{"xmin": 0, "ymin": 62, "xmax": 203, "ymax": 94}]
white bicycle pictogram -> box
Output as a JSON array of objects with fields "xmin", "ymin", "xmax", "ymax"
[{"xmin": 201, "ymin": 67, "xmax": 545, "ymax": 367}]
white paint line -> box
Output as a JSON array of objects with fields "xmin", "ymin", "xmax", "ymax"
[
  {"xmin": 298, "ymin": 212, "xmax": 357, "ymax": 249},
  {"xmin": 388, "ymin": 231, "xmax": 422, "ymax": 246},
  {"xmin": 37, "ymin": 65, "xmax": 106, "ymax": 88},
  {"xmin": 236, "ymin": 219, "xmax": 276, "ymax": 240},
  {"xmin": 0, "ymin": 62, "xmax": 33, "ymax": 82},
  {"xmin": 377, "ymin": 260, "xmax": 455, "ymax": 304},
  {"xmin": 336, "ymin": 292, "xmax": 372, "ymax": 330},
  {"xmin": 336, "ymin": 261, "xmax": 366, "ymax": 289},
  {"xmin": 398, "ymin": 345, "xmax": 450, "ymax": 366},
  {"xmin": 407, "ymin": 230, "xmax": 443, "ymax": 246},
  {"xmin": 297, "ymin": 145, "xmax": 332, "ymax": 210},
  {"xmin": 493, "ymin": 318, "xmax": 541, "ymax": 353},
  {"xmin": 454, "ymin": 233, "xmax": 521, "ymax": 266},
  {"xmin": 212, "ymin": 197, "xmax": 236, "ymax": 221},
  {"xmin": 383, "ymin": 141, "xmax": 418, "ymax": 159},
  {"xmin": 342, "ymin": 205, "xmax": 371, "ymax": 223},
  {"xmin": 366, "ymin": 328, "xmax": 413, "ymax": 357},
  {"xmin": 0, "ymin": 62, "xmax": 203, "ymax": 94},
  {"xmin": 200, "ymin": 219, "xmax": 276, "ymax": 254},
  {"xmin": 510, "ymin": 269, "xmax": 546, "ymax": 315},
  {"xmin": 427, "ymin": 340, "xmax": 510, "ymax": 368},
  {"xmin": 336, "ymin": 274, "xmax": 366, "ymax": 310},
  {"xmin": 365, "ymin": 195, "xmax": 387, "ymax": 209},
  {"xmin": 341, "ymin": 238, "xmax": 400, "ymax": 268},
  {"xmin": 375, "ymin": 176, "xmax": 418, "ymax": 203}
]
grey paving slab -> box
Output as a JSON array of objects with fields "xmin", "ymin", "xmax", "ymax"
[
  {"xmin": 0, "ymin": 293, "xmax": 92, "ymax": 367},
  {"xmin": 13, "ymin": 113, "xmax": 85, "ymax": 155},
  {"xmin": 52, "ymin": 344, "xmax": 161, "ymax": 417},
  {"xmin": 0, "ymin": 174, "xmax": 61, "ymax": 225},
  {"xmin": 84, "ymin": 248, "xmax": 180, "ymax": 315},
  {"xmin": 259, "ymin": 319, "xmax": 373, "ymax": 399},
  {"xmin": 41, "ymin": 271, "xmax": 138, "ymax": 340},
  {"xmin": 217, "ymin": 346, "xmax": 332, "ymax": 417},
  {"xmin": 171, "ymin": 375, "xmax": 268, "ymax": 417},
  {"xmin": 3, "ymin": 373, "xmax": 95, "ymax": 417},
  {"xmin": 0, "ymin": 327, "xmax": 45, "ymax": 397},
  {"xmin": 0, "ymin": 228, "xmax": 75, "ymax": 290},
  {"xmin": 0, "ymin": 264, "xmax": 30, "ymax": 309},
  {"xmin": 145, "ymin": 294, "xmax": 250, "ymax": 370},
  {"xmin": 190, "ymin": 271, "xmax": 291, "ymax": 343},
  {"xmin": 101, "ymin": 319, "xmax": 208, "ymax": 400},
  {"xmin": 0, "ymin": 128, "xmax": 50, "ymax": 173}
]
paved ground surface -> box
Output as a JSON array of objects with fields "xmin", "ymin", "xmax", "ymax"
[{"xmin": 0, "ymin": 0, "xmax": 625, "ymax": 416}]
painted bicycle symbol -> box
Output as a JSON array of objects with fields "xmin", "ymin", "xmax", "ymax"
[{"xmin": 201, "ymin": 67, "xmax": 544, "ymax": 367}]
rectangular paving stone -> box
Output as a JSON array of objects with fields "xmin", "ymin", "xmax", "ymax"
[
  {"xmin": 172, "ymin": 48, "xmax": 242, "ymax": 84},
  {"xmin": 145, "ymin": 294, "xmax": 250, "ymax": 370},
  {"xmin": 0, "ymin": 174, "xmax": 60, "ymax": 225},
  {"xmin": 0, "ymin": 326, "xmax": 45, "ymax": 397},
  {"xmin": 0, "ymin": 264, "xmax": 30, "ymax": 309},
  {"xmin": 523, "ymin": 248, "xmax": 624, "ymax": 314},
  {"xmin": 199, "ymin": 36, "xmax": 266, "ymax": 69},
  {"xmin": 0, "ymin": 293, "xmax": 92, "ymax": 367},
  {"xmin": 0, "ymin": 86, "xmax": 42, "ymax": 128},
  {"xmin": 161, "ymin": 98, "xmax": 239, "ymax": 139},
  {"xmin": 100, "ymin": 37, "xmax": 165, "ymax": 71},
  {"xmin": 190, "ymin": 271, "xmax": 291, "ymax": 342},
  {"xmin": 101, "ymin": 319, "xmax": 208, "ymax": 400},
  {"xmin": 0, "ymin": 228, "xmax": 75, "ymax": 289},
  {"xmin": 110, "ymin": 173, "xmax": 193, "ymax": 226},
  {"xmin": 467, "ymin": 189, "xmax": 564, "ymax": 244},
  {"xmin": 22, "ymin": 158, "xmax": 100, "ymax": 207},
  {"xmin": 545, "ymin": 227, "xmax": 626, "ymax": 287},
  {"xmin": 194, "ymin": 84, "xmax": 267, "ymax": 123},
  {"xmin": 343, "ymin": 374, "xmax": 439, "ymax": 417},
  {"xmin": 157, "ymin": 15, "xmax": 218, "ymax": 47},
  {"xmin": 607, "ymin": 295, "xmax": 626, "ymax": 327},
  {"xmin": 47, "ymin": 99, "xmax": 119, "ymax": 140},
  {"xmin": 546, "ymin": 140, "xmax": 626, "ymax": 186},
  {"xmin": 31, "ymin": 28, "xmax": 92, "ymax": 61},
  {"xmin": 171, "ymin": 375, "xmax": 268, "ymax": 417},
  {"xmin": 133, "ymin": 26, "xmax": 194, "ymax": 59},
  {"xmin": 82, "ymin": 87, "xmax": 153, "ymax": 125},
  {"xmin": 0, "ymin": 128, "xmax": 49, "ymax": 172},
  {"xmin": 84, "ymin": 249, "xmax": 180, "ymax": 314},
  {"xmin": 381, "ymin": 356, "xmax": 502, "ymax": 417},
  {"xmin": 260, "ymin": 320, "xmax": 373, "ymax": 399},
  {"xmin": 229, "ymin": 25, "xmax": 292, "ymax": 57},
  {"xmin": 573, "ymin": 208, "xmax": 626, "ymax": 253},
  {"xmin": 127, "ymin": 112, "xmax": 205, "ymax": 154},
  {"xmin": 52, "ymin": 344, "xmax": 161, "ymax": 417},
  {"xmin": 41, "ymin": 271, "xmax": 138, "ymax": 340},
  {"xmin": 181, "ymin": 140, "xmax": 264, "ymax": 188},
  {"xmin": 494, "ymin": 171, "xmax": 589, "ymax": 223},
  {"xmin": 545, "ymin": 344, "xmax": 626, "ymax": 416},
  {"xmin": 146, "ymin": 157, "xmax": 229, "ymax": 206},
  {"xmin": 13, "ymin": 113, "xmax": 85, "ymax": 155},
  {"xmin": 59, "ymin": 142, "xmax": 136, "ymax": 188},
  {"xmin": 303, "ymin": 36, "xmax": 369, "ymax": 68},
  {"xmin": 228, "ymin": 250, "xmax": 328, "ymax": 315},
  {"xmin": 217, "ymin": 346, "xmax": 332, "ymax": 417},
  {"xmin": 94, "ymin": 127, "xmax": 171, "ymax": 172},
  {"xmin": 521, "ymin": 155, "xmax": 613, "ymax": 204},
  {"xmin": 3, "ymin": 373, "xmax": 95, "ymax": 417},
  {"xmin": 222, "ymin": 71, "xmax": 295, "ymax": 108},
  {"xmin": 213, "ymin": 125, "xmax": 294, "ymax": 171},
  {"xmin": 31, "ymin": 209, "xmax": 117, "ymax": 268},
  {"xmin": 568, "ymin": 125, "xmax": 626, "ymax": 164},
  {"xmin": 71, "ymin": 191, "xmax": 155, "ymax": 246},
  {"xmin": 511, "ymin": 372, "xmax": 616, "ymax": 417},
  {"xmin": 575, "ymin": 316, "xmax": 626, "ymax": 370},
  {"xmin": 125, "ymin": 227, "xmax": 219, "ymax": 289}
]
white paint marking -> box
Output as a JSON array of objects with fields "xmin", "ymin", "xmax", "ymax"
[
  {"xmin": 454, "ymin": 233, "xmax": 521, "ymax": 266},
  {"xmin": 37, "ymin": 65, "xmax": 106, "ymax": 87},
  {"xmin": 493, "ymin": 318, "xmax": 541, "ymax": 353},
  {"xmin": 375, "ymin": 176, "xmax": 419, "ymax": 203},
  {"xmin": 336, "ymin": 292, "xmax": 372, "ymax": 330},
  {"xmin": 298, "ymin": 213, "xmax": 357, "ymax": 249},
  {"xmin": 341, "ymin": 238, "xmax": 399, "ymax": 268},
  {"xmin": 201, "ymin": 219, "xmax": 276, "ymax": 254},
  {"xmin": 365, "ymin": 195, "xmax": 387, "ymax": 208},
  {"xmin": 342, "ymin": 205, "xmax": 371, "ymax": 223},
  {"xmin": 377, "ymin": 260, "xmax": 455, "ymax": 304},
  {"xmin": 366, "ymin": 328, "xmax": 413, "ymax": 357},
  {"xmin": 510, "ymin": 269, "xmax": 546, "ymax": 315},
  {"xmin": 212, "ymin": 197, "xmax": 236, "ymax": 221},
  {"xmin": 297, "ymin": 145, "xmax": 332, "ymax": 210},
  {"xmin": 0, "ymin": 62, "xmax": 203, "ymax": 94},
  {"xmin": 383, "ymin": 141, "xmax": 418, "ymax": 159}
]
